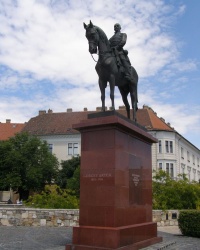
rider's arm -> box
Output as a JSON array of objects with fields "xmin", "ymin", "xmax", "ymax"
[{"xmin": 117, "ymin": 33, "xmax": 127, "ymax": 50}]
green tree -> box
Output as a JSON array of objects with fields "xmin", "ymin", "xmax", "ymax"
[
  {"xmin": 56, "ymin": 156, "xmax": 80, "ymax": 189},
  {"xmin": 0, "ymin": 132, "xmax": 59, "ymax": 200},
  {"xmin": 26, "ymin": 184, "xmax": 79, "ymax": 209},
  {"xmin": 67, "ymin": 166, "xmax": 80, "ymax": 198},
  {"xmin": 153, "ymin": 170, "xmax": 200, "ymax": 210}
]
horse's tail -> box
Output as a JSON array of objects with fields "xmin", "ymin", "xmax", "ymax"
[{"xmin": 131, "ymin": 66, "xmax": 139, "ymax": 83}]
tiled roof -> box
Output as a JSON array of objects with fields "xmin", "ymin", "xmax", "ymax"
[
  {"xmin": 22, "ymin": 107, "xmax": 174, "ymax": 136},
  {"xmin": 0, "ymin": 122, "xmax": 26, "ymax": 140}
]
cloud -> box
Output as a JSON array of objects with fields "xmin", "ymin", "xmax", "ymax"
[
  {"xmin": 0, "ymin": 0, "xmax": 199, "ymax": 148},
  {"xmin": 0, "ymin": 0, "xmax": 190, "ymax": 86}
]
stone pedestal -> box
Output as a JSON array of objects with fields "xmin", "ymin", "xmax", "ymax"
[{"xmin": 66, "ymin": 112, "xmax": 162, "ymax": 249}]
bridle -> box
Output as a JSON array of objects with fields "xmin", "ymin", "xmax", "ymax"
[{"xmin": 87, "ymin": 30, "xmax": 112, "ymax": 63}]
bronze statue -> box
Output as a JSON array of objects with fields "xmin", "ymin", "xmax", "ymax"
[
  {"xmin": 83, "ymin": 21, "xmax": 138, "ymax": 121},
  {"xmin": 109, "ymin": 23, "xmax": 132, "ymax": 81}
]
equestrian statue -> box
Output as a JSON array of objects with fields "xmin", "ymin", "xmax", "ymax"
[{"xmin": 83, "ymin": 21, "xmax": 138, "ymax": 121}]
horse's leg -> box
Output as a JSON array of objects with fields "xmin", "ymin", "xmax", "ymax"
[
  {"xmin": 118, "ymin": 86, "xmax": 130, "ymax": 119},
  {"xmin": 130, "ymin": 84, "xmax": 137, "ymax": 122},
  {"xmin": 99, "ymin": 78, "xmax": 106, "ymax": 111},
  {"xmin": 109, "ymin": 75, "xmax": 115, "ymax": 110}
]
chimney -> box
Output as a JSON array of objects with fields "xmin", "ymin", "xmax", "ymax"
[
  {"xmin": 67, "ymin": 108, "xmax": 73, "ymax": 112},
  {"xmin": 83, "ymin": 108, "xmax": 88, "ymax": 111},
  {"xmin": 160, "ymin": 117, "xmax": 165, "ymax": 122},
  {"xmin": 48, "ymin": 109, "xmax": 53, "ymax": 114},
  {"xmin": 143, "ymin": 105, "xmax": 149, "ymax": 109},
  {"xmin": 6, "ymin": 119, "xmax": 11, "ymax": 123},
  {"xmin": 119, "ymin": 106, "xmax": 126, "ymax": 110},
  {"xmin": 96, "ymin": 107, "xmax": 102, "ymax": 111},
  {"xmin": 39, "ymin": 110, "xmax": 46, "ymax": 116}
]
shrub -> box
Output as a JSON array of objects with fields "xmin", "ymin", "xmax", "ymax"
[
  {"xmin": 26, "ymin": 185, "xmax": 79, "ymax": 209},
  {"xmin": 153, "ymin": 170, "xmax": 200, "ymax": 210},
  {"xmin": 178, "ymin": 210, "xmax": 200, "ymax": 237}
]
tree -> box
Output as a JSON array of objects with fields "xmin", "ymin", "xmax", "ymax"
[
  {"xmin": 0, "ymin": 132, "xmax": 59, "ymax": 200},
  {"xmin": 153, "ymin": 170, "xmax": 200, "ymax": 210},
  {"xmin": 56, "ymin": 156, "xmax": 80, "ymax": 189},
  {"xmin": 26, "ymin": 184, "xmax": 79, "ymax": 209},
  {"xmin": 67, "ymin": 166, "xmax": 80, "ymax": 198}
]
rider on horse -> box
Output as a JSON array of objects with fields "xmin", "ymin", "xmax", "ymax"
[{"xmin": 109, "ymin": 23, "xmax": 132, "ymax": 82}]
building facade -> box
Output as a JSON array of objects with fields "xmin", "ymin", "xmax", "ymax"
[
  {"xmin": 22, "ymin": 106, "xmax": 200, "ymax": 181},
  {"xmin": 150, "ymin": 130, "xmax": 200, "ymax": 181}
]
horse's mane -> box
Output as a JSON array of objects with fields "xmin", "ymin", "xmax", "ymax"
[{"xmin": 94, "ymin": 26, "xmax": 110, "ymax": 48}]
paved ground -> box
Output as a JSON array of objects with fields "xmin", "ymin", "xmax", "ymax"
[{"xmin": 0, "ymin": 226, "xmax": 200, "ymax": 250}]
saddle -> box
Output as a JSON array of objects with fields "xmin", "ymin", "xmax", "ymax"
[
  {"xmin": 112, "ymin": 48, "xmax": 125, "ymax": 75},
  {"xmin": 112, "ymin": 48, "xmax": 131, "ymax": 79}
]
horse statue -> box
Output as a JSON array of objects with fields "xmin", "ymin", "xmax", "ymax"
[{"xmin": 83, "ymin": 21, "xmax": 138, "ymax": 121}]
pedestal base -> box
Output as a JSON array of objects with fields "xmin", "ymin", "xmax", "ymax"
[
  {"xmin": 67, "ymin": 113, "xmax": 162, "ymax": 249},
  {"xmin": 66, "ymin": 222, "xmax": 162, "ymax": 250}
]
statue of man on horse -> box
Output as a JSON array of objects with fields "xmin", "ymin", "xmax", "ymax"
[
  {"xmin": 109, "ymin": 23, "xmax": 133, "ymax": 82},
  {"xmin": 83, "ymin": 21, "xmax": 138, "ymax": 121}
]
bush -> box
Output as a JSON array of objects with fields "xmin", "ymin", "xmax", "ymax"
[
  {"xmin": 26, "ymin": 185, "xmax": 79, "ymax": 209},
  {"xmin": 178, "ymin": 210, "xmax": 200, "ymax": 237},
  {"xmin": 153, "ymin": 170, "xmax": 200, "ymax": 210}
]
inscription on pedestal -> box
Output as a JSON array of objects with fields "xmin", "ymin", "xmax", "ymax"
[
  {"xmin": 129, "ymin": 154, "xmax": 143, "ymax": 205},
  {"xmin": 132, "ymin": 174, "xmax": 140, "ymax": 186},
  {"xmin": 82, "ymin": 170, "xmax": 113, "ymax": 182}
]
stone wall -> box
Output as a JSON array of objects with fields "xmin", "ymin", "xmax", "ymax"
[
  {"xmin": 153, "ymin": 210, "xmax": 179, "ymax": 226},
  {"xmin": 0, "ymin": 207, "xmax": 79, "ymax": 227},
  {"xmin": 0, "ymin": 208, "xmax": 178, "ymax": 227}
]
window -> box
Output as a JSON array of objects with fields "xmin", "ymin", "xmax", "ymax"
[
  {"xmin": 158, "ymin": 140, "xmax": 162, "ymax": 153},
  {"xmin": 159, "ymin": 163, "xmax": 162, "ymax": 170},
  {"xmin": 166, "ymin": 163, "xmax": 169, "ymax": 174},
  {"xmin": 68, "ymin": 143, "xmax": 79, "ymax": 156},
  {"xmin": 193, "ymin": 169, "xmax": 196, "ymax": 181},
  {"xmin": 165, "ymin": 140, "xmax": 173, "ymax": 153},
  {"xmin": 198, "ymin": 171, "xmax": 200, "ymax": 182},
  {"xmin": 187, "ymin": 151, "xmax": 190, "ymax": 162},
  {"xmin": 193, "ymin": 155, "xmax": 195, "ymax": 165},
  {"xmin": 187, "ymin": 166, "xmax": 191, "ymax": 181},
  {"xmin": 181, "ymin": 164, "xmax": 185, "ymax": 174},
  {"xmin": 170, "ymin": 163, "xmax": 174, "ymax": 178},
  {"xmin": 48, "ymin": 144, "xmax": 53, "ymax": 154},
  {"xmin": 170, "ymin": 141, "xmax": 173, "ymax": 153},
  {"xmin": 181, "ymin": 147, "xmax": 184, "ymax": 159},
  {"xmin": 166, "ymin": 163, "xmax": 174, "ymax": 177},
  {"xmin": 165, "ymin": 141, "xmax": 169, "ymax": 153},
  {"xmin": 198, "ymin": 158, "xmax": 200, "ymax": 167}
]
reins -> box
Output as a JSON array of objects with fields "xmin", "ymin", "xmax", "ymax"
[
  {"xmin": 90, "ymin": 53, "xmax": 98, "ymax": 62},
  {"xmin": 90, "ymin": 50, "xmax": 113, "ymax": 63}
]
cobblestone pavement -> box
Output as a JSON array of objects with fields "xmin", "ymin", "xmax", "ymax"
[
  {"xmin": 0, "ymin": 226, "xmax": 72, "ymax": 250},
  {"xmin": 0, "ymin": 226, "xmax": 200, "ymax": 250}
]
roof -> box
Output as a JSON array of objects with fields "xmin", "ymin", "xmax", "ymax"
[
  {"xmin": 0, "ymin": 122, "xmax": 26, "ymax": 140},
  {"xmin": 22, "ymin": 106, "xmax": 174, "ymax": 136}
]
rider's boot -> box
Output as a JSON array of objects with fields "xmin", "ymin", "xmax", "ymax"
[{"xmin": 122, "ymin": 59, "xmax": 133, "ymax": 81}]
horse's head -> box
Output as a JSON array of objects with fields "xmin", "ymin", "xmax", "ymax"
[{"xmin": 83, "ymin": 20, "xmax": 99, "ymax": 54}]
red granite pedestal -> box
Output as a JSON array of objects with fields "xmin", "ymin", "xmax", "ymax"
[{"xmin": 66, "ymin": 112, "xmax": 162, "ymax": 250}]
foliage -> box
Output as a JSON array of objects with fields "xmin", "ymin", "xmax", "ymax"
[
  {"xmin": 26, "ymin": 185, "xmax": 79, "ymax": 209},
  {"xmin": 153, "ymin": 170, "xmax": 200, "ymax": 210},
  {"xmin": 0, "ymin": 132, "xmax": 59, "ymax": 200},
  {"xmin": 67, "ymin": 166, "xmax": 80, "ymax": 197},
  {"xmin": 178, "ymin": 210, "xmax": 200, "ymax": 237},
  {"xmin": 56, "ymin": 156, "xmax": 80, "ymax": 190}
]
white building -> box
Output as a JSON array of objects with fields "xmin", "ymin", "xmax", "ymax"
[{"xmin": 23, "ymin": 106, "xmax": 200, "ymax": 181}]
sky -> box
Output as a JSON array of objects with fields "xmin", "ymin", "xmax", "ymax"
[{"xmin": 0, "ymin": 0, "xmax": 200, "ymax": 149}]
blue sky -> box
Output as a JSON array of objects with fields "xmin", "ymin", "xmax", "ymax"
[{"xmin": 0, "ymin": 0, "xmax": 200, "ymax": 149}]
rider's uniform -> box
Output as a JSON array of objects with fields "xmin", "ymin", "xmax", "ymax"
[{"xmin": 109, "ymin": 31, "xmax": 131, "ymax": 80}]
